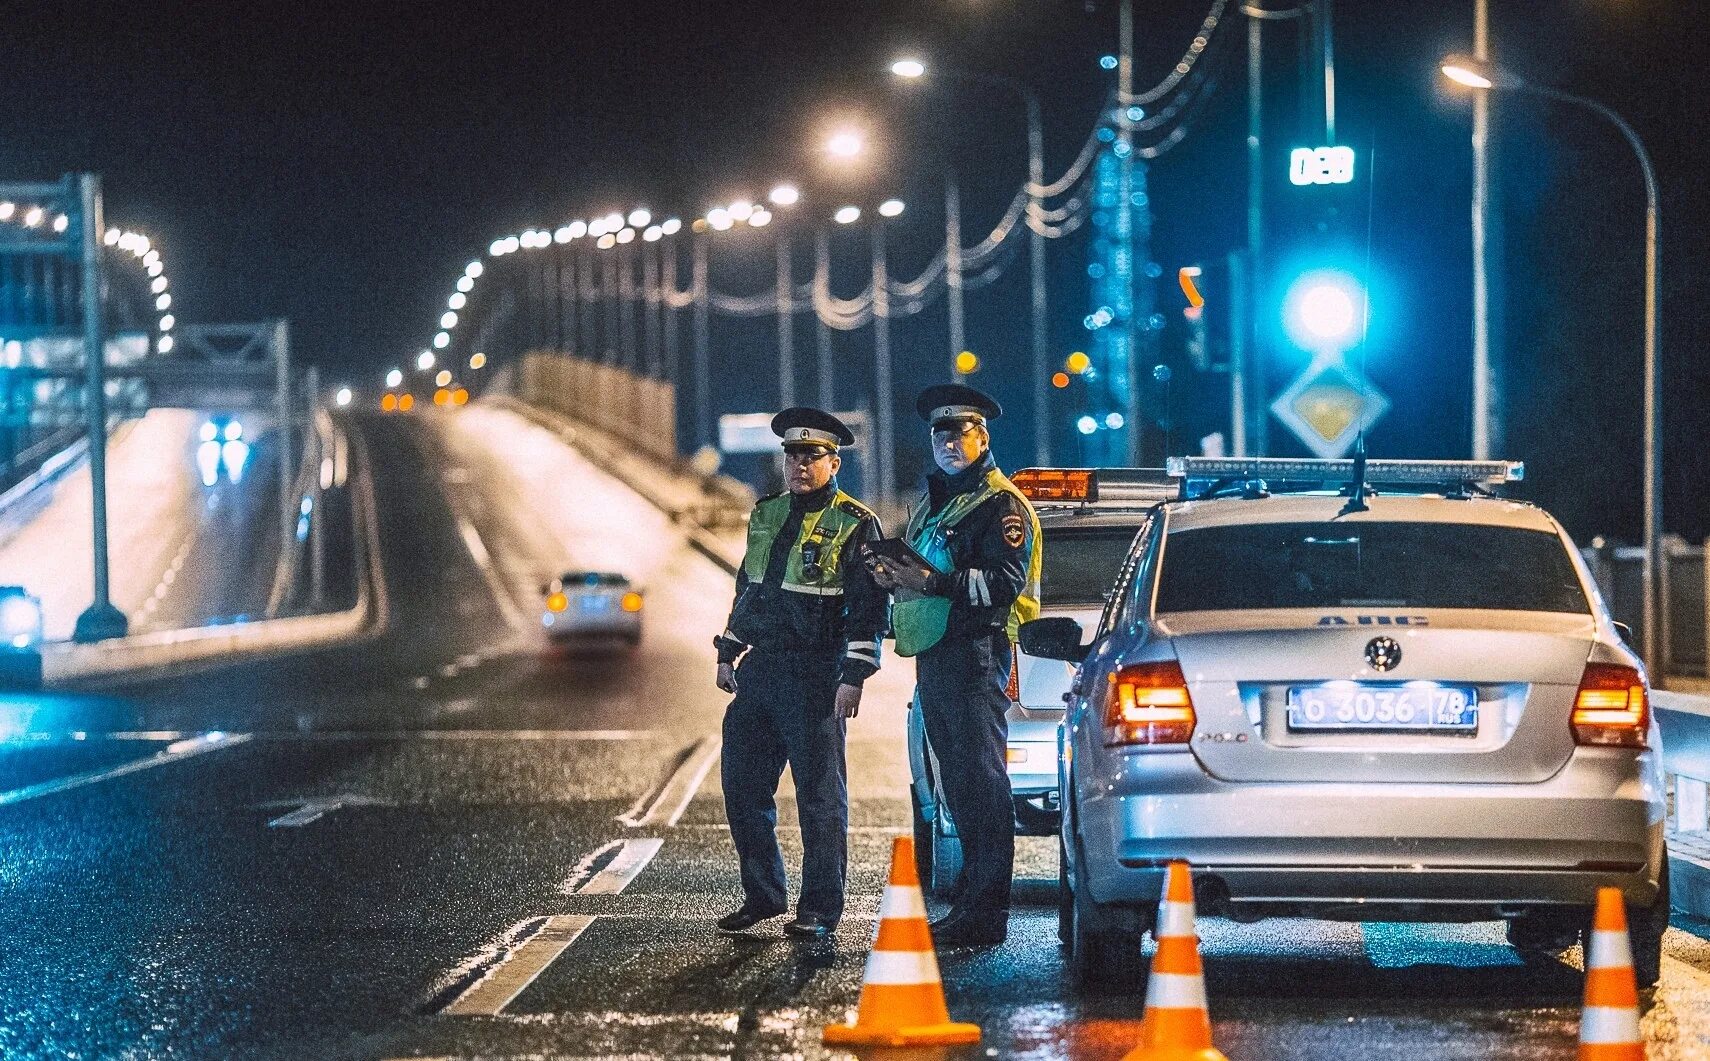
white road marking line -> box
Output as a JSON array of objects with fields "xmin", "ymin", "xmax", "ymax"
[
  {"xmin": 441, "ymin": 915, "xmax": 595, "ymax": 1016},
  {"xmin": 268, "ymin": 797, "xmax": 346, "ymax": 827},
  {"xmin": 564, "ymin": 838, "xmax": 665, "ymax": 895},
  {"xmin": 35, "ymin": 729, "xmax": 657, "ymax": 743},
  {"xmin": 453, "ymin": 513, "xmax": 529, "ymax": 634},
  {"xmin": 0, "ymin": 733, "xmax": 251, "ymax": 807},
  {"xmin": 616, "ymin": 735, "xmax": 722, "ymax": 828}
]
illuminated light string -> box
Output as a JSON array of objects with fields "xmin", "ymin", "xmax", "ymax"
[{"xmin": 423, "ymin": 1, "xmax": 1230, "ymax": 356}]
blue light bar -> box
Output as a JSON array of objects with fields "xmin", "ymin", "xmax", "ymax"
[{"xmin": 1165, "ymin": 457, "xmax": 1524, "ymax": 485}]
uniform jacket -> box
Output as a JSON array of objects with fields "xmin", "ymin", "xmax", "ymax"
[
  {"xmin": 716, "ymin": 478, "xmax": 889, "ymax": 684},
  {"xmin": 917, "ymin": 451, "xmax": 1036, "ymax": 641}
]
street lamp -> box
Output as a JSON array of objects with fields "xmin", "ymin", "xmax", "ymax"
[
  {"xmin": 825, "ymin": 129, "xmax": 864, "ymax": 159},
  {"xmin": 1442, "ymin": 55, "xmax": 1664, "ymax": 679},
  {"xmin": 890, "ymin": 55, "xmax": 1052, "ymax": 464}
]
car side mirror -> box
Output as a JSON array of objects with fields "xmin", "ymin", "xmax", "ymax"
[
  {"xmin": 1613, "ymin": 620, "xmax": 1636, "ymax": 645},
  {"xmin": 1020, "ymin": 617, "xmax": 1088, "ymax": 663}
]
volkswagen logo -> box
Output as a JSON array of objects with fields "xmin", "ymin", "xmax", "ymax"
[{"xmin": 1365, "ymin": 636, "xmax": 1402, "ymax": 672}]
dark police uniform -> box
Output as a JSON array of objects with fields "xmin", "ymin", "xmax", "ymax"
[
  {"xmin": 714, "ymin": 408, "xmax": 887, "ymax": 935},
  {"xmin": 890, "ymin": 385, "xmax": 1041, "ymax": 945}
]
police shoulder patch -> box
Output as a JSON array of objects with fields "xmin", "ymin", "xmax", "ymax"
[
  {"xmin": 836, "ymin": 498, "xmax": 873, "ymax": 520},
  {"xmin": 1001, "ymin": 513, "xmax": 1026, "ymax": 548}
]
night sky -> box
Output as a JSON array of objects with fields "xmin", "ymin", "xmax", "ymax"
[{"xmin": 5, "ymin": 0, "xmax": 1705, "ymax": 540}]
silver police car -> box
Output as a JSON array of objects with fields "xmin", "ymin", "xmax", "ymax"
[
  {"xmin": 908, "ymin": 469, "xmax": 1173, "ymax": 897},
  {"xmin": 1026, "ymin": 458, "xmax": 1667, "ymax": 985}
]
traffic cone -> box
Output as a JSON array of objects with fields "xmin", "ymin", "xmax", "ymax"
[
  {"xmin": 1579, "ymin": 887, "xmax": 1645, "ymax": 1060},
  {"xmin": 1123, "ymin": 861, "xmax": 1227, "ymax": 1061},
  {"xmin": 823, "ymin": 836, "xmax": 982, "ymax": 1047}
]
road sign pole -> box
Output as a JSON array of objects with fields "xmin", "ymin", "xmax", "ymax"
[{"xmin": 72, "ymin": 173, "xmax": 127, "ymax": 643}]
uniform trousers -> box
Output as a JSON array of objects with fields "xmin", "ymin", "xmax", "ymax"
[
  {"xmin": 916, "ymin": 626, "xmax": 1014, "ymax": 922},
  {"xmin": 721, "ymin": 647, "xmax": 849, "ymax": 924}
]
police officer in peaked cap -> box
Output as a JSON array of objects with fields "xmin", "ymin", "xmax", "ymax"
[
  {"xmin": 712, "ymin": 407, "xmax": 889, "ymax": 938},
  {"xmin": 866, "ymin": 383, "xmax": 1042, "ymax": 946}
]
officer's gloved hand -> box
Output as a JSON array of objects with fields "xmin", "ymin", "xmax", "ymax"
[
  {"xmin": 835, "ymin": 683, "xmax": 863, "ymax": 719},
  {"xmin": 716, "ymin": 662, "xmax": 739, "ymax": 694}
]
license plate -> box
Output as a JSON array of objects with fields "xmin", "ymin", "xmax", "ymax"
[
  {"xmin": 1286, "ymin": 683, "xmax": 1478, "ymax": 732},
  {"xmin": 578, "ymin": 595, "xmax": 610, "ymax": 614}
]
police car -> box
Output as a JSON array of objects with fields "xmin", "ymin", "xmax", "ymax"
[
  {"xmin": 1023, "ymin": 458, "xmax": 1669, "ymax": 985},
  {"xmin": 0, "ymin": 586, "xmax": 44, "ymax": 689},
  {"xmin": 907, "ymin": 468, "xmax": 1174, "ymax": 896},
  {"xmin": 541, "ymin": 571, "xmax": 644, "ymax": 647}
]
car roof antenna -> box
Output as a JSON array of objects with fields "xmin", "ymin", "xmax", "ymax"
[
  {"xmin": 1338, "ymin": 436, "xmax": 1370, "ymax": 517},
  {"xmin": 1338, "ymin": 139, "xmax": 1379, "ymax": 521}
]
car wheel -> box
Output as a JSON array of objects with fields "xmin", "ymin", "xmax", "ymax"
[
  {"xmin": 910, "ymin": 784, "xmax": 935, "ymax": 887},
  {"xmin": 1504, "ymin": 910, "xmax": 1580, "ymax": 956},
  {"xmin": 1625, "ymin": 857, "xmax": 1669, "ymax": 989},
  {"xmin": 929, "ymin": 807, "xmax": 965, "ymax": 901},
  {"xmin": 1065, "ymin": 835, "xmax": 1144, "ymax": 988},
  {"xmin": 1057, "ymin": 830, "xmax": 1073, "ymax": 945}
]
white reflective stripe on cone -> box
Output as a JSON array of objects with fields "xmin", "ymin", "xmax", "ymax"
[
  {"xmin": 1155, "ymin": 898, "xmax": 1196, "ymax": 938},
  {"xmin": 877, "ymin": 884, "xmax": 927, "ymax": 921},
  {"xmin": 862, "ymin": 948, "xmax": 941, "ymax": 986},
  {"xmin": 1586, "ymin": 929, "xmax": 1634, "ymax": 968},
  {"xmin": 1579, "ymin": 1005, "xmax": 1643, "ymax": 1044},
  {"xmin": 1143, "ymin": 971, "xmax": 1208, "ymax": 1010}
]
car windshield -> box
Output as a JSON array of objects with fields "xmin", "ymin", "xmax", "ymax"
[
  {"xmin": 1155, "ymin": 521, "xmax": 1589, "ymax": 614},
  {"xmin": 1040, "ymin": 526, "xmax": 1140, "ymax": 607},
  {"xmin": 563, "ymin": 572, "xmax": 627, "ymax": 588}
]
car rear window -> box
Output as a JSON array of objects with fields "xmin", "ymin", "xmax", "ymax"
[
  {"xmin": 564, "ymin": 572, "xmax": 628, "ymax": 587},
  {"xmin": 1040, "ymin": 526, "xmax": 1140, "ymax": 606},
  {"xmin": 1155, "ymin": 521, "xmax": 1589, "ymax": 614}
]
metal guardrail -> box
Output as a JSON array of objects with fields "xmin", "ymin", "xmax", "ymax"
[{"xmin": 1583, "ymin": 536, "xmax": 1708, "ymax": 678}]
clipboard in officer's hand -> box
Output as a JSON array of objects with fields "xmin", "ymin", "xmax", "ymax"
[{"xmin": 862, "ymin": 536, "xmax": 934, "ymax": 575}]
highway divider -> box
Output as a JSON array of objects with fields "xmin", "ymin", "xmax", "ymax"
[{"xmin": 38, "ymin": 418, "xmax": 389, "ymax": 687}]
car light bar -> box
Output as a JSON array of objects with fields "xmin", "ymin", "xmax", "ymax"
[
  {"xmin": 1165, "ymin": 456, "xmax": 1524, "ymax": 485},
  {"xmin": 1012, "ymin": 467, "xmax": 1175, "ymax": 505}
]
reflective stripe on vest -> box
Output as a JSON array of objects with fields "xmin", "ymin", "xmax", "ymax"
[
  {"xmin": 739, "ymin": 490, "xmax": 870, "ymax": 596},
  {"xmin": 891, "ymin": 468, "xmax": 1042, "ymax": 657}
]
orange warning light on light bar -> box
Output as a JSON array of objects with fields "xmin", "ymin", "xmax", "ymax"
[
  {"xmin": 1179, "ymin": 266, "xmax": 1205, "ymax": 309},
  {"xmin": 1012, "ymin": 468, "xmax": 1093, "ymax": 501}
]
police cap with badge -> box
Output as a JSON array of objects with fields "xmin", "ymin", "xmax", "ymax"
[
  {"xmin": 771, "ymin": 407, "xmax": 856, "ymax": 454},
  {"xmin": 915, "ymin": 383, "xmax": 1003, "ymax": 428}
]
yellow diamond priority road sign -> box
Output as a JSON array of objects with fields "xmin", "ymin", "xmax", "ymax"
[{"xmin": 1270, "ymin": 358, "xmax": 1390, "ymax": 459}]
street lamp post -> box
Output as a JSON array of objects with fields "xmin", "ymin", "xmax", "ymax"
[
  {"xmin": 1442, "ymin": 57, "xmax": 1664, "ymax": 679},
  {"xmin": 891, "ymin": 59, "xmax": 1052, "ymax": 464}
]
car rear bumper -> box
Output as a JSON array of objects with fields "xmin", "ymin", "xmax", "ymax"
[
  {"xmin": 1077, "ymin": 748, "xmax": 1665, "ymax": 917},
  {"xmin": 543, "ymin": 613, "xmax": 642, "ymax": 639}
]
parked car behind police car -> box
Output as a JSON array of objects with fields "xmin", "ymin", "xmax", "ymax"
[
  {"xmin": 1026, "ymin": 458, "xmax": 1668, "ymax": 986},
  {"xmin": 542, "ymin": 571, "xmax": 644, "ymax": 647}
]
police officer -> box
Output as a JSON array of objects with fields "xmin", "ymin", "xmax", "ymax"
[
  {"xmin": 713, "ymin": 407, "xmax": 887, "ymax": 938},
  {"xmin": 867, "ymin": 384, "xmax": 1041, "ymax": 946}
]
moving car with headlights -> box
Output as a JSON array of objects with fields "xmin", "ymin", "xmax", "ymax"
[
  {"xmin": 541, "ymin": 571, "xmax": 643, "ymax": 647},
  {"xmin": 0, "ymin": 585, "xmax": 44, "ymax": 689},
  {"xmin": 908, "ymin": 468, "xmax": 1173, "ymax": 896},
  {"xmin": 1026, "ymin": 458, "xmax": 1668, "ymax": 985}
]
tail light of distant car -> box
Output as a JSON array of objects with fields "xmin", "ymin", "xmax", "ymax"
[
  {"xmin": 1571, "ymin": 662, "xmax": 1649, "ymax": 748},
  {"xmin": 1104, "ymin": 660, "xmax": 1195, "ymax": 746},
  {"xmin": 620, "ymin": 592, "xmax": 644, "ymax": 613},
  {"xmin": 545, "ymin": 592, "xmax": 568, "ymax": 613}
]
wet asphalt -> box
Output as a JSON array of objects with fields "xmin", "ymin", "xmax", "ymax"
[{"xmin": 3, "ymin": 407, "xmax": 1710, "ymax": 1060}]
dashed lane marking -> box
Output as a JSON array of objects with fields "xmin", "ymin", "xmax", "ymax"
[
  {"xmin": 0, "ymin": 733, "xmax": 251, "ymax": 807},
  {"xmin": 263, "ymin": 794, "xmax": 389, "ymax": 827},
  {"xmin": 616, "ymin": 734, "xmax": 722, "ymax": 828},
  {"xmin": 30, "ymin": 729, "xmax": 659, "ymax": 743},
  {"xmin": 563, "ymin": 838, "xmax": 664, "ymax": 895},
  {"xmin": 439, "ymin": 915, "xmax": 595, "ymax": 1016}
]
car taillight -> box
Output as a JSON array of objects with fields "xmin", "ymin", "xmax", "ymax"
[
  {"xmin": 1571, "ymin": 662, "xmax": 1648, "ymax": 748},
  {"xmin": 620, "ymin": 592, "xmax": 644, "ymax": 613},
  {"xmin": 1104, "ymin": 660, "xmax": 1195, "ymax": 747},
  {"xmin": 1005, "ymin": 646, "xmax": 1020, "ymax": 701},
  {"xmin": 546, "ymin": 592, "xmax": 568, "ymax": 613}
]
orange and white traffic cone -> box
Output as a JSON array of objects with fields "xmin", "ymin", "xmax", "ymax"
[
  {"xmin": 1579, "ymin": 887, "xmax": 1645, "ymax": 1060},
  {"xmin": 823, "ymin": 836, "xmax": 982, "ymax": 1048},
  {"xmin": 1123, "ymin": 861, "xmax": 1227, "ymax": 1061}
]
